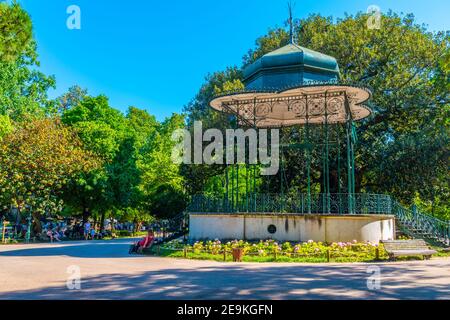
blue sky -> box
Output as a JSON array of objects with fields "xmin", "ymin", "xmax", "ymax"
[{"xmin": 17, "ymin": 0, "xmax": 450, "ymax": 121}]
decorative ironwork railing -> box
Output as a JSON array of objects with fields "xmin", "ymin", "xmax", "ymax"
[
  {"xmin": 187, "ymin": 193, "xmax": 450, "ymax": 244},
  {"xmin": 392, "ymin": 201, "xmax": 450, "ymax": 244},
  {"xmin": 188, "ymin": 193, "xmax": 392, "ymax": 215}
]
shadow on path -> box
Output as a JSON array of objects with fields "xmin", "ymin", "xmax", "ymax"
[{"xmin": 1, "ymin": 260, "xmax": 449, "ymax": 300}]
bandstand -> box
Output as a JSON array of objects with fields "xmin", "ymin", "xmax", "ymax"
[{"xmin": 188, "ymin": 19, "xmax": 396, "ymax": 243}]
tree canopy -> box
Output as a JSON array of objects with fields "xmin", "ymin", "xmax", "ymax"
[{"xmin": 0, "ymin": 1, "xmax": 33, "ymax": 63}]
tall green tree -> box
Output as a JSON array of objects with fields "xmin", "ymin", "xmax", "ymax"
[
  {"xmin": 61, "ymin": 95, "xmax": 127, "ymax": 223},
  {"xmin": 0, "ymin": 40, "xmax": 56, "ymax": 121},
  {"xmin": 137, "ymin": 113, "xmax": 187, "ymax": 218},
  {"xmin": 126, "ymin": 106, "xmax": 159, "ymax": 148},
  {"xmin": 0, "ymin": 2, "xmax": 55, "ymax": 127},
  {"xmin": 0, "ymin": 1, "xmax": 32, "ymax": 62},
  {"xmin": 0, "ymin": 119, "xmax": 100, "ymax": 233}
]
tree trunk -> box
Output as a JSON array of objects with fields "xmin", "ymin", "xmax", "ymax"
[
  {"xmin": 111, "ymin": 216, "xmax": 115, "ymax": 233},
  {"xmin": 135, "ymin": 221, "xmax": 143, "ymax": 233},
  {"xmin": 32, "ymin": 211, "xmax": 42, "ymax": 235},
  {"xmin": 99, "ymin": 211, "xmax": 106, "ymax": 232},
  {"xmin": 82, "ymin": 207, "xmax": 89, "ymax": 226}
]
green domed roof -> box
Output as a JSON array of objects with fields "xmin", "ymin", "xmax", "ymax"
[{"xmin": 243, "ymin": 43, "xmax": 340, "ymax": 90}]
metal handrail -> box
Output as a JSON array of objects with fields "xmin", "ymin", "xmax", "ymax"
[{"xmin": 392, "ymin": 201, "xmax": 450, "ymax": 244}]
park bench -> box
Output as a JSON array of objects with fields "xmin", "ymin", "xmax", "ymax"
[
  {"xmin": 129, "ymin": 237, "xmax": 157, "ymax": 254},
  {"xmin": 380, "ymin": 239, "xmax": 437, "ymax": 260}
]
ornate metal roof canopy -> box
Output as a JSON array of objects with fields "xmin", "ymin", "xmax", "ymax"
[{"xmin": 210, "ymin": 83, "xmax": 372, "ymax": 128}]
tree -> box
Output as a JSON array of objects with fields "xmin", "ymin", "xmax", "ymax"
[
  {"xmin": 57, "ymin": 85, "xmax": 88, "ymax": 112},
  {"xmin": 126, "ymin": 106, "xmax": 158, "ymax": 148},
  {"xmin": 137, "ymin": 113, "xmax": 187, "ymax": 218},
  {"xmin": 109, "ymin": 107, "xmax": 160, "ymax": 227},
  {"xmin": 0, "ymin": 119, "xmax": 100, "ymax": 233},
  {"xmin": 0, "ymin": 3, "xmax": 55, "ymax": 121},
  {"xmin": 0, "ymin": 1, "xmax": 32, "ymax": 63},
  {"xmin": 147, "ymin": 184, "xmax": 187, "ymax": 220},
  {"xmin": 104, "ymin": 136, "xmax": 141, "ymax": 223},
  {"xmin": 61, "ymin": 95, "xmax": 164, "ymax": 228},
  {"xmin": 61, "ymin": 94, "xmax": 128, "ymax": 224},
  {"xmin": 0, "ymin": 41, "xmax": 56, "ymax": 121}
]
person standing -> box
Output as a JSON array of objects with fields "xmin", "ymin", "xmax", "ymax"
[
  {"xmin": 84, "ymin": 221, "xmax": 91, "ymax": 240},
  {"xmin": 90, "ymin": 227, "xmax": 96, "ymax": 240},
  {"xmin": 46, "ymin": 227, "xmax": 54, "ymax": 242}
]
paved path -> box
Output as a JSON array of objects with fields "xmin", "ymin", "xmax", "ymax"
[{"xmin": 0, "ymin": 239, "xmax": 449, "ymax": 300}]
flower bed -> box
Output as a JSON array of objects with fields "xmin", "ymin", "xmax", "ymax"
[{"xmin": 156, "ymin": 239, "xmax": 388, "ymax": 263}]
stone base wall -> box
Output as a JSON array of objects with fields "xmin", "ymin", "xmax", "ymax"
[{"xmin": 189, "ymin": 213, "xmax": 395, "ymax": 243}]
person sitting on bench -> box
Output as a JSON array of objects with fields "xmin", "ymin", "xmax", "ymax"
[{"xmin": 130, "ymin": 230, "xmax": 155, "ymax": 254}]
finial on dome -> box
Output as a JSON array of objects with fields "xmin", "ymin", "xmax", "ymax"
[{"xmin": 287, "ymin": 1, "xmax": 295, "ymax": 44}]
